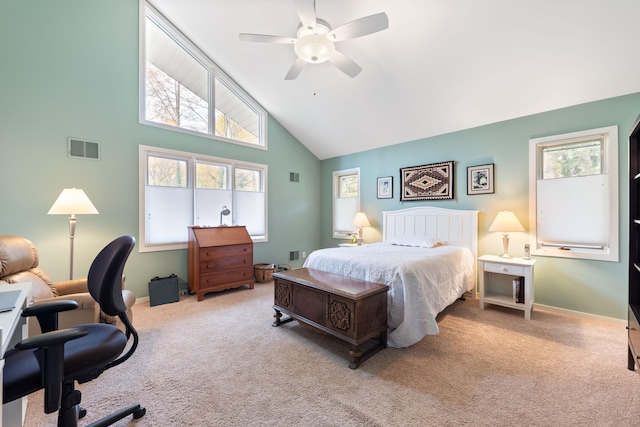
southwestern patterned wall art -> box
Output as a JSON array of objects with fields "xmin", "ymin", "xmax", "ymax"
[{"xmin": 400, "ymin": 161, "xmax": 454, "ymax": 201}]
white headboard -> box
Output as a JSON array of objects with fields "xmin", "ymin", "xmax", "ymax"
[{"xmin": 383, "ymin": 207, "xmax": 479, "ymax": 259}]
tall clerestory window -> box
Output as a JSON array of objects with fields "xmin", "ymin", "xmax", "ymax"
[{"xmin": 140, "ymin": 1, "xmax": 267, "ymax": 148}]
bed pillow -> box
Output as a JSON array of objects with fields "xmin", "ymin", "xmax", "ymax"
[{"xmin": 387, "ymin": 236, "xmax": 442, "ymax": 248}]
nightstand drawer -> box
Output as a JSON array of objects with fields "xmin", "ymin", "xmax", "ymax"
[{"xmin": 483, "ymin": 262, "xmax": 525, "ymax": 276}]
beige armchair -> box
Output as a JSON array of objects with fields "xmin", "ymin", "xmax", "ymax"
[{"xmin": 0, "ymin": 234, "xmax": 135, "ymax": 336}]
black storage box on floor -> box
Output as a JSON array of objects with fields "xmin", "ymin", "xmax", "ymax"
[{"xmin": 148, "ymin": 274, "xmax": 180, "ymax": 307}]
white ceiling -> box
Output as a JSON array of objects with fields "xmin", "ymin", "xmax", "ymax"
[{"xmin": 148, "ymin": 0, "xmax": 640, "ymax": 160}]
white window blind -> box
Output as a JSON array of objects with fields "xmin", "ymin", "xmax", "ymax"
[
  {"xmin": 536, "ymin": 174, "xmax": 608, "ymax": 248},
  {"xmin": 146, "ymin": 186, "xmax": 193, "ymax": 244}
]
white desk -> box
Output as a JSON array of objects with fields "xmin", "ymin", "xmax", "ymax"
[{"xmin": 0, "ymin": 282, "xmax": 32, "ymax": 427}]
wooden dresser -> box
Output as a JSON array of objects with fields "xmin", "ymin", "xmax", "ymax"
[{"xmin": 188, "ymin": 226, "xmax": 254, "ymax": 301}]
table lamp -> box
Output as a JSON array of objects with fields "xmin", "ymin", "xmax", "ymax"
[
  {"xmin": 48, "ymin": 188, "xmax": 99, "ymax": 279},
  {"xmin": 219, "ymin": 206, "xmax": 231, "ymax": 226},
  {"xmin": 489, "ymin": 210, "xmax": 524, "ymax": 258},
  {"xmin": 352, "ymin": 212, "xmax": 371, "ymax": 245}
]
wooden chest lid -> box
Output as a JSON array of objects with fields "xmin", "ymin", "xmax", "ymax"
[{"xmin": 273, "ymin": 268, "xmax": 388, "ymax": 299}]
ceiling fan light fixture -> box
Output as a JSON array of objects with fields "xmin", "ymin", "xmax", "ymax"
[
  {"xmin": 294, "ymin": 34, "xmax": 335, "ymax": 63},
  {"xmin": 239, "ymin": 5, "xmax": 389, "ymax": 80}
]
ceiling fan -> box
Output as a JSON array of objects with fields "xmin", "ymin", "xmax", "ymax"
[{"xmin": 239, "ymin": 0, "xmax": 389, "ymax": 80}]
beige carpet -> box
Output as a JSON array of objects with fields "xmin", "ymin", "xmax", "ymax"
[{"xmin": 23, "ymin": 281, "xmax": 640, "ymax": 426}]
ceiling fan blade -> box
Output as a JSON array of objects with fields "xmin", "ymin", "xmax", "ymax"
[
  {"xmin": 285, "ymin": 58, "xmax": 307, "ymax": 80},
  {"xmin": 329, "ymin": 50, "xmax": 362, "ymax": 78},
  {"xmin": 293, "ymin": 0, "xmax": 317, "ymax": 30},
  {"xmin": 328, "ymin": 12, "xmax": 389, "ymax": 42},
  {"xmin": 239, "ymin": 33, "xmax": 296, "ymax": 44}
]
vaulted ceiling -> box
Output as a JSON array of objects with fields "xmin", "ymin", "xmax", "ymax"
[{"xmin": 148, "ymin": 0, "xmax": 640, "ymax": 160}]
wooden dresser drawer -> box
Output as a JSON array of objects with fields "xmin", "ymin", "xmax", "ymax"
[
  {"xmin": 199, "ymin": 253, "xmax": 251, "ymax": 273},
  {"xmin": 200, "ymin": 244, "xmax": 251, "ymax": 261},
  {"xmin": 201, "ymin": 267, "xmax": 253, "ymax": 287}
]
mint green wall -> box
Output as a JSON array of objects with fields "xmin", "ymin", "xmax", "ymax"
[
  {"xmin": 2, "ymin": 0, "xmax": 638, "ymax": 320},
  {"xmin": 0, "ymin": 0, "xmax": 321, "ymax": 298},
  {"xmin": 321, "ymin": 93, "xmax": 640, "ymax": 320}
]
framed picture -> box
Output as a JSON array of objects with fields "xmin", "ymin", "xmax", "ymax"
[
  {"xmin": 400, "ymin": 161, "xmax": 454, "ymax": 201},
  {"xmin": 377, "ymin": 176, "xmax": 393, "ymax": 199},
  {"xmin": 467, "ymin": 163, "xmax": 494, "ymax": 195}
]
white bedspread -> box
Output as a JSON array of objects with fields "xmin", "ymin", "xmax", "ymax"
[{"xmin": 303, "ymin": 242, "xmax": 475, "ymax": 348}]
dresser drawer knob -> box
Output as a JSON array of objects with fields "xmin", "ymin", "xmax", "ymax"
[{"xmin": 501, "ymin": 267, "xmax": 508, "ymax": 272}]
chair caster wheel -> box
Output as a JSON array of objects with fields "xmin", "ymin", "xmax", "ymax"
[
  {"xmin": 133, "ymin": 407, "xmax": 146, "ymax": 419},
  {"xmin": 79, "ymin": 407, "xmax": 87, "ymax": 419}
]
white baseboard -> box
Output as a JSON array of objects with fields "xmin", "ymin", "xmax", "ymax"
[{"xmin": 534, "ymin": 303, "xmax": 626, "ymax": 326}]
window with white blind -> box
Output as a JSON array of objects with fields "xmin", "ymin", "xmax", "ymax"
[
  {"xmin": 333, "ymin": 168, "xmax": 361, "ymax": 239},
  {"xmin": 139, "ymin": 145, "xmax": 267, "ymax": 252},
  {"xmin": 528, "ymin": 126, "xmax": 618, "ymax": 261},
  {"xmin": 140, "ymin": 1, "xmax": 267, "ymax": 148}
]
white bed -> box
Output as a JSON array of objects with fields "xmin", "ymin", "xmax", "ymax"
[{"xmin": 303, "ymin": 206, "xmax": 478, "ymax": 348}]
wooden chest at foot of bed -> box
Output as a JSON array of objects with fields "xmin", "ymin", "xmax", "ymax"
[{"xmin": 272, "ymin": 267, "xmax": 388, "ymax": 369}]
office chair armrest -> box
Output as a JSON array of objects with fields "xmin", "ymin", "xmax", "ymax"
[
  {"xmin": 23, "ymin": 300, "xmax": 79, "ymax": 333},
  {"xmin": 15, "ymin": 327, "xmax": 89, "ymax": 350},
  {"xmin": 14, "ymin": 327, "xmax": 89, "ymax": 414}
]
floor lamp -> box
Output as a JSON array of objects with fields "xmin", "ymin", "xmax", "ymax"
[{"xmin": 48, "ymin": 188, "xmax": 99, "ymax": 279}]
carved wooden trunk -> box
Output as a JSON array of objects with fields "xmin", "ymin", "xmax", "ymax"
[{"xmin": 272, "ymin": 268, "xmax": 388, "ymax": 368}]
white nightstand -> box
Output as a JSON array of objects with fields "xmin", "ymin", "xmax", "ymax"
[{"xmin": 478, "ymin": 255, "xmax": 536, "ymax": 320}]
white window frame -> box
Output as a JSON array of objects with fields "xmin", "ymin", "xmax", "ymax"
[
  {"xmin": 139, "ymin": 1, "xmax": 268, "ymax": 149},
  {"xmin": 528, "ymin": 126, "xmax": 618, "ymax": 262},
  {"xmin": 139, "ymin": 145, "xmax": 268, "ymax": 252},
  {"xmin": 333, "ymin": 168, "xmax": 361, "ymax": 239}
]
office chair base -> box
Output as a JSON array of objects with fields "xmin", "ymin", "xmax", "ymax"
[
  {"xmin": 86, "ymin": 404, "xmax": 146, "ymax": 427},
  {"xmin": 57, "ymin": 385, "xmax": 146, "ymax": 427}
]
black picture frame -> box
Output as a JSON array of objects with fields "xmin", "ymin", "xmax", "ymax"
[
  {"xmin": 377, "ymin": 176, "xmax": 393, "ymax": 199},
  {"xmin": 467, "ymin": 163, "xmax": 494, "ymax": 195}
]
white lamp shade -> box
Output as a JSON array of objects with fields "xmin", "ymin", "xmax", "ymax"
[
  {"xmin": 352, "ymin": 212, "xmax": 371, "ymax": 228},
  {"xmin": 489, "ymin": 210, "xmax": 524, "ymax": 233},
  {"xmin": 48, "ymin": 188, "xmax": 99, "ymax": 215}
]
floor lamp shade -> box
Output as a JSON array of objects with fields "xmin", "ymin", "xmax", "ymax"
[
  {"xmin": 488, "ymin": 210, "xmax": 524, "ymax": 258},
  {"xmin": 48, "ymin": 188, "xmax": 98, "ymax": 279},
  {"xmin": 48, "ymin": 188, "xmax": 99, "ymax": 215}
]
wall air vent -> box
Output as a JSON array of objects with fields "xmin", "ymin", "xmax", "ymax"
[
  {"xmin": 289, "ymin": 251, "xmax": 299, "ymax": 261},
  {"xmin": 290, "ymin": 172, "xmax": 300, "ymax": 182},
  {"xmin": 68, "ymin": 137, "xmax": 100, "ymax": 160}
]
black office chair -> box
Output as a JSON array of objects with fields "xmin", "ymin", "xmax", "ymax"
[{"xmin": 2, "ymin": 235, "xmax": 145, "ymax": 426}]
